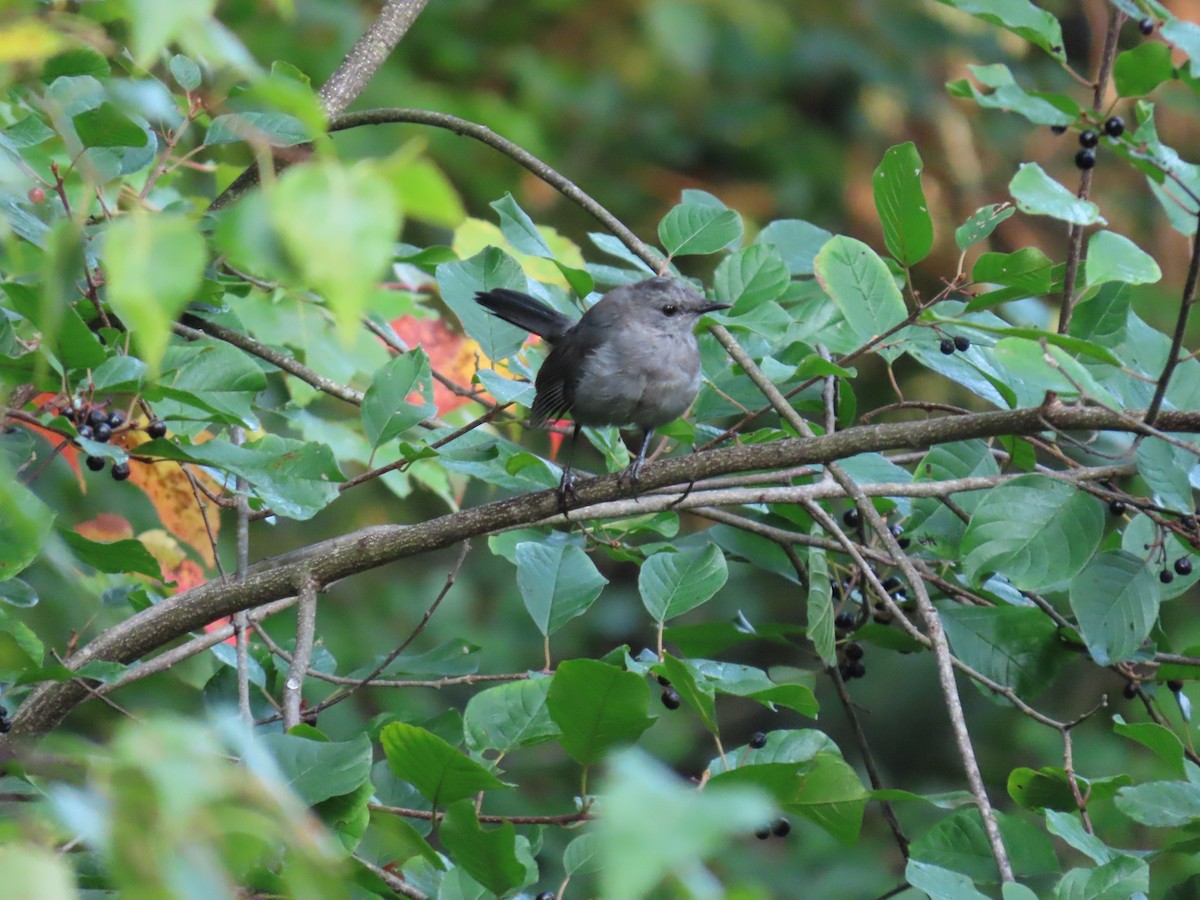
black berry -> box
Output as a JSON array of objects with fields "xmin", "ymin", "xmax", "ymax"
[
  {"xmin": 889, "ymin": 524, "xmax": 904, "ymax": 539},
  {"xmin": 661, "ymin": 687, "xmax": 681, "ymax": 710},
  {"xmin": 953, "ymin": 335, "xmax": 971, "ymax": 352},
  {"xmin": 882, "ymin": 576, "xmax": 902, "ymax": 593},
  {"xmin": 536, "ymin": 893, "xmax": 555, "ymax": 900},
  {"xmin": 1168, "ymin": 679, "xmax": 1185, "ymax": 693},
  {"xmin": 1139, "ymin": 17, "xmax": 1155, "ymax": 35},
  {"xmin": 77, "ymin": 424, "xmax": 93, "ymax": 441},
  {"xmin": 1160, "ymin": 569, "xmax": 1175, "ymax": 585},
  {"xmin": 843, "ymin": 508, "xmax": 860, "ymax": 528},
  {"xmin": 754, "ymin": 825, "xmax": 771, "ymax": 840},
  {"xmin": 1051, "ymin": 124, "xmax": 1068, "ymax": 135},
  {"xmin": 107, "ymin": 410, "xmax": 125, "ymax": 429},
  {"xmin": 93, "ymin": 422, "xmax": 112, "ymax": 443},
  {"xmin": 1079, "ymin": 130, "xmax": 1099, "ymax": 149},
  {"xmin": 86, "ymin": 455, "xmax": 106, "ymax": 472},
  {"xmin": 1103, "ymin": 116, "xmax": 1125, "ymax": 138},
  {"xmin": 844, "ymin": 641, "xmax": 864, "ymax": 661},
  {"xmin": 111, "ymin": 461, "xmax": 131, "ymax": 481},
  {"xmin": 1075, "ymin": 148, "xmax": 1096, "ymax": 170},
  {"xmin": 87, "ymin": 408, "xmax": 108, "ymax": 427},
  {"xmin": 897, "ymin": 536, "xmax": 911, "ymax": 550},
  {"xmin": 749, "ymin": 731, "xmax": 767, "ymax": 749},
  {"xmin": 0, "ymin": 708, "xmax": 9, "ymax": 734},
  {"xmin": 1108, "ymin": 500, "xmax": 1126, "ymax": 516},
  {"xmin": 846, "ymin": 660, "xmax": 866, "ymax": 679},
  {"xmin": 940, "ymin": 338, "xmax": 955, "ymax": 355},
  {"xmin": 771, "ymin": 817, "xmax": 791, "ymax": 838},
  {"xmin": 147, "ymin": 419, "xmax": 167, "ymax": 439},
  {"xmin": 1123, "ymin": 682, "xmax": 1139, "ymax": 700},
  {"xmin": 834, "ymin": 611, "xmax": 857, "ymax": 631},
  {"xmin": 1175, "ymin": 558, "xmax": 1193, "ymax": 577}
]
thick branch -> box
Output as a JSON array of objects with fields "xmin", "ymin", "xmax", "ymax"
[{"xmin": 7, "ymin": 403, "xmax": 1200, "ymax": 740}]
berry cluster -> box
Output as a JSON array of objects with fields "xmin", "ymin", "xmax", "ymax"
[
  {"xmin": 838, "ymin": 640, "xmax": 866, "ymax": 680},
  {"xmin": 754, "ymin": 817, "xmax": 791, "ymax": 840},
  {"xmin": 1073, "ymin": 117, "xmax": 1125, "ymax": 170},
  {"xmin": 1160, "ymin": 556, "xmax": 1193, "ymax": 584},
  {"xmin": 53, "ymin": 400, "xmax": 167, "ymax": 482},
  {"xmin": 657, "ymin": 674, "xmax": 681, "ymax": 710},
  {"xmin": 939, "ymin": 335, "xmax": 971, "ymax": 355}
]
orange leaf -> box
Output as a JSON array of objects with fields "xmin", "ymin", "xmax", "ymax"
[
  {"xmin": 117, "ymin": 427, "xmax": 220, "ymax": 568},
  {"xmin": 75, "ymin": 513, "xmax": 134, "ymax": 542},
  {"xmin": 387, "ymin": 314, "xmax": 487, "ymax": 416}
]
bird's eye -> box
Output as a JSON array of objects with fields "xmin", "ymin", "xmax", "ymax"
[{"xmin": 662, "ymin": 304, "xmax": 678, "ymax": 316}]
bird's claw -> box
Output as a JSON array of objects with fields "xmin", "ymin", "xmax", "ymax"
[{"xmin": 556, "ymin": 469, "xmax": 579, "ymax": 514}]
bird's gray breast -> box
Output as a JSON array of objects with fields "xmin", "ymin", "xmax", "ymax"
[{"xmin": 570, "ymin": 329, "xmax": 702, "ymax": 428}]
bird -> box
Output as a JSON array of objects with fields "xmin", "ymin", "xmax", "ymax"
[{"xmin": 475, "ymin": 276, "xmax": 729, "ymax": 502}]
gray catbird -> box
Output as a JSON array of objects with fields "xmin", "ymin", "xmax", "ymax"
[{"xmin": 475, "ymin": 276, "xmax": 728, "ymax": 498}]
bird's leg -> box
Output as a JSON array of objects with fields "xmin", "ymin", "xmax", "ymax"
[
  {"xmin": 619, "ymin": 428, "xmax": 654, "ymax": 497},
  {"xmin": 556, "ymin": 423, "xmax": 582, "ymax": 513}
]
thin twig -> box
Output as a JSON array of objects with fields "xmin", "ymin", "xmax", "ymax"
[
  {"xmin": 233, "ymin": 425, "xmax": 252, "ymax": 725},
  {"xmin": 282, "ymin": 575, "xmax": 319, "ymax": 730}
]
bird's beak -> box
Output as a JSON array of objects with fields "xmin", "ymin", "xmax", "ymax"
[{"xmin": 699, "ymin": 302, "xmax": 731, "ymax": 314}]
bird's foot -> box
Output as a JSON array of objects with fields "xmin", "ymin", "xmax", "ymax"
[
  {"xmin": 618, "ymin": 456, "xmax": 643, "ymax": 497},
  {"xmin": 556, "ymin": 469, "xmax": 579, "ymax": 515}
]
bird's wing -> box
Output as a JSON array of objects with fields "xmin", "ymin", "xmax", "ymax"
[{"xmin": 530, "ymin": 325, "xmax": 604, "ymax": 427}]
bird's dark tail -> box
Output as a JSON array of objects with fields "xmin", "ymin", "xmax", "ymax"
[{"xmin": 475, "ymin": 289, "xmax": 573, "ymax": 341}]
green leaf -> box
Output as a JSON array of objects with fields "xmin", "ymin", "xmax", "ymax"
[
  {"xmin": 658, "ymin": 200, "xmax": 743, "ymax": 256},
  {"xmin": 638, "ymin": 545, "xmax": 728, "ymax": 623},
  {"xmin": 1054, "ymin": 857, "xmax": 1149, "ymax": 900},
  {"xmin": 440, "ymin": 800, "xmax": 530, "ymax": 897},
  {"xmin": 655, "ymin": 654, "xmax": 717, "ymax": 734},
  {"xmin": 961, "ymin": 475, "xmax": 1104, "ymax": 590},
  {"xmin": 361, "ymin": 350, "xmax": 436, "ymax": 448},
  {"xmin": 939, "ymin": 604, "xmax": 1072, "ymax": 699},
  {"xmin": 911, "ymin": 808, "xmax": 1058, "ymax": 882},
  {"xmin": 755, "ymin": 219, "xmax": 832, "ymax": 275},
  {"xmin": 1008, "ymin": 766, "xmax": 1129, "ymax": 812},
  {"xmin": 714, "ymin": 244, "xmax": 790, "ymax": 311},
  {"xmin": 956, "ymin": 203, "xmax": 1016, "ymax": 250},
  {"xmin": 906, "ymin": 860, "xmax": 991, "ymax": 900},
  {"xmin": 563, "ymin": 832, "xmax": 602, "ymax": 876},
  {"xmin": 545, "ymin": 659, "xmax": 654, "ymax": 766},
  {"xmin": 205, "ymin": 112, "xmax": 310, "ymax": 147},
  {"xmin": 1135, "ymin": 436, "xmax": 1196, "ymax": 512},
  {"xmin": 262, "ymin": 732, "xmax": 372, "ymax": 805},
  {"xmin": 682, "ymin": 659, "xmax": 819, "ymax": 716},
  {"xmin": 1114, "ymin": 41, "xmax": 1174, "ymax": 96},
  {"xmin": 0, "ymin": 843, "xmax": 80, "ymax": 900},
  {"xmin": 935, "ymin": 0, "xmax": 1066, "ymax": 61},
  {"xmin": 1112, "ymin": 715, "xmax": 1185, "ymax": 775},
  {"xmin": 381, "ymin": 154, "xmax": 465, "ymax": 230},
  {"xmin": 144, "ymin": 434, "xmax": 342, "ymax": 520},
  {"xmin": 807, "ymin": 539, "xmax": 836, "ymax": 667},
  {"xmin": 437, "ymin": 247, "xmax": 529, "ymax": 362},
  {"xmin": 972, "ymin": 247, "xmax": 1053, "ymax": 294},
  {"xmin": 1010, "ymin": 163, "xmax": 1105, "ymax": 225},
  {"xmin": 788, "ymin": 752, "xmax": 869, "ymax": 844},
  {"xmin": 125, "ymin": 0, "xmax": 217, "ymax": 67},
  {"xmin": 1044, "ymin": 809, "xmax": 1112, "ymax": 864},
  {"xmin": 490, "ymin": 193, "xmax": 552, "ymax": 257},
  {"xmin": 57, "ymin": 529, "xmax": 161, "ymax": 580},
  {"xmin": 1069, "ymin": 550, "xmax": 1162, "ymax": 665},
  {"xmin": 1115, "ymin": 778, "xmax": 1200, "ymax": 826},
  {"xmin": 0, "ymin": 471, "xmax": 55, "ymax": 582},
  {"xmin": 103, "ymin": 213, "xmax": 207, "ymax": 374},
  {"xmin": 873, "ymin": 142, "xmax": 934, "ymax": 265},
  {"xmin": 270, "ymin": 161, "xmax": 402, "ymax": 341},
  {"xmin": 813, "ymin": 236, "xmax": 907, "ymax": 362},
  {"xmin": 379, "ymin": 722, "xmax": 507, "ymax": 807},
  {"xmin": 169, "ymin": 54, "xmax": 202, "ymax": 90},
  {"xmin": 596, "ymin": 748, "xmax": 774, "ymax": 899},
  {"xmin": 908, "ymin": 440, "xmax": 1000, "ymax": 556},
  {"xmin": 515, "ymin": 542, "xmax": 607, "ymax": 636},
  {"xmin": 1084, "ymin": 231, "xmax": 1161, "ymax": 288},
  {"xmin": 156, "ymin": 338, "xmax": 268, "ymax": 424},
  {"xmin": 947, "ymin": 64, "xmax": 1077, "ymax": 126},
  {"xmin": 463, "ymin": 677, "xmax": 558, "ymax": 754},
  {"xmin": 72, "ymin": 102, "xmax": 149, "ymax": 148}
]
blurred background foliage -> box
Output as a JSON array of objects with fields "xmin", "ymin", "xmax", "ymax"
[{"xmin": 6, "ymin": 0, "xmax": 1200, "ymax": 895}]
